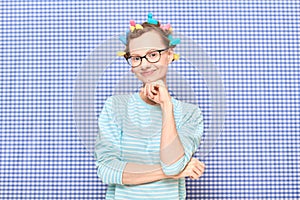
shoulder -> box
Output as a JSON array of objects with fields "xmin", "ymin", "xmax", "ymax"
[
  {"xmin": 106, "ymin": 94, "xmax": 132, "ymax": 103},
  {"xmin": 104, "ymin": 94, "xmax": 132, "ymax": 109},
  {"xmin": 100, "ymin": 94, "xmax": 132, "ymax": 116},
  {"xmin": 172, "ymin": 98, "xmax": 202, "ymax": 115},
  {"xmin": 99, "ymin": 94, "xmax": 133, "ymax": 125},
  {"xmin": 172, "ymin": 98, "xmax": 203, "ymax": 127}
]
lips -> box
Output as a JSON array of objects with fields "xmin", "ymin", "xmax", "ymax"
[{"xmin": 141, "ymin": 70, "xmax": 155, "ymax": 77}]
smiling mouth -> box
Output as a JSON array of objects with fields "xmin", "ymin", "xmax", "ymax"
[{"xmin": 141, "ymin": 70, "xmax": 155, "ymax": 76}]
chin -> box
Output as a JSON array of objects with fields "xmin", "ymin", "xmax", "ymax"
[
  {"xmin": 136, "ymin": 74, "xmax": 166, "ymax": 84},
  {"xmin": 143, "ymin": 77, "xmax": 159, "ymax": 84}
]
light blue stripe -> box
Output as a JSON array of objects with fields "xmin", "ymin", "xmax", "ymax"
[{"xmin": 95, "ymin": 93, "xmax": 203, "ymax": 199}]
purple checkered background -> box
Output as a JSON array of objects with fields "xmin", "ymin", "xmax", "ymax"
[{"xmin": 1, "ymin": 1, "xmax": 299, "ymax": 199}]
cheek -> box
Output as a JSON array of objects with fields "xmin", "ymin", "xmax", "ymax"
[
  {"xmin": 131, "ymin": 68, "xmax": 138, "ymax": 75},
  {"xmin": 158, "ymin": 56, "xmax": 169, "ymax": 66},
  {"xmin": 162, "ymin": 57, "xmax": 170, "ymax": 68}
]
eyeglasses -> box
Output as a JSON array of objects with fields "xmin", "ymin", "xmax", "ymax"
[{"xmin": 126, "ymin": 47, "xmax": 169, "ymax": 68}]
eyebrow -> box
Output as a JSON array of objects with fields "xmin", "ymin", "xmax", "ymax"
[{"xmin": 130, "ymin": 49, "xmax": 159, "ymax": 57}]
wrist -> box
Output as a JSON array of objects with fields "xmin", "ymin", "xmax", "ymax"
[
  {"xmin": 164, "ymin": 174, "xmax": 178, "ymax": 179},
  {"xmin": 166, "ymin": 174, "xmax": 180, "ymax": 180},
  {"xmin": 160, "ymin": 100, "xmax": 173, "ymax": 110}
]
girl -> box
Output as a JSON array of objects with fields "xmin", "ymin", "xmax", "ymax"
[{"xmin": 95, "ymin": 14, "xmax": 205, "ymax": 199}]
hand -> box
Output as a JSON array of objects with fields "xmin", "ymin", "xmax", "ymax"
[
  {"xmin": 141, "ymin": 81, "xmax": 171, "ymax": 106},
  {"xmin": 172, "ymin": 158, "xmax": 205, "ymax": 180}
]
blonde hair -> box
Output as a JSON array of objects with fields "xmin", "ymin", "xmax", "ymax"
[{"xmin": 124, "ymin": 22, "xmax": 174, "ymax": 56}]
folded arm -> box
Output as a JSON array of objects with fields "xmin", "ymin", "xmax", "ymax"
[
  {"xmin": 143, "ymin": 83, "xmax": 204, "ymax": 176},
  {"xmin": 95, "ymin": 96, "xmax": 170, "ymax": 185},
  {"xmin": 95, "ymin": 95, "xmax": 204, "ymax": 185}
]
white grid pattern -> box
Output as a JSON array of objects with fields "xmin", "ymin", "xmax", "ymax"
[{"xmin": 1, "ymin": 1, "xmax": 299, "ymax": 199}]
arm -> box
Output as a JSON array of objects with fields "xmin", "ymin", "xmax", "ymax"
[
  {"xmin": 95, "ymin": 95, "xmax": 203, "ymax": 185},
  {"xmin": 94, "ymin": 97, "xmax": 127, "ymax": 185},
  {"xmin": 160, "ymin": 101, "xmax": 185, "ymax": 168},
  {"xmin": 143, "ymin": 83, "xmax": 204, "ymax": 176},
  {"xmin": 160, "ymin": 102, "xmax": 204, "ymax": 176},
  {"xmin": 123, "ymin": 157, "xmax": 206, "ymax": 184},
  {"xmin": 122, "ymin": 163, "xmax": 169, "ymax": 185},
  {"xmin": 96, "ymin": 132, "xmax": 170, "ymax": 185},
  {"xmin": 95, "ymin": 96, "xmax": 170, "ymax": 185}
]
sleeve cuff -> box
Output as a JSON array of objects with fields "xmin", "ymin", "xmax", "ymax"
[
  {"xmin": 160, "ymin": 155, "xmax": 186, "ymax": 176},
  {"xmin": 96, "ymin": 160, "xmax": 127, "ymax": 185},
  {"xmin": 112, "ymin": 160, "xmax": 127, "ymax": 185}
]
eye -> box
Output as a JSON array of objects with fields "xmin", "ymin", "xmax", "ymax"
[
  {"xmin": 131, "ymin": 56, "xmax": 141, "ymax": 62},
  {"xmin": 148, "ymin": 51, "xmax": 159, "ymax": 58}
]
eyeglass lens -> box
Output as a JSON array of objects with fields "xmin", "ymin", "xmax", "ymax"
[{"xmin": 127, "ymin": 49, "xmax": 168, "ymax": 67}]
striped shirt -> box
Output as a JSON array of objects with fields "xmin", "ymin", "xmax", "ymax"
[{"xmin": 94, "ymin": 92, "xmax": 203, "ymax": 199}]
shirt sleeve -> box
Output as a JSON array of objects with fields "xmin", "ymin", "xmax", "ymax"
[
  {"xmin": 94, "ymin": 96, "xmax": 127, "ymax": 185},
  {"xmin": 161, "ymin": 103, "xmax": 203, "ymax": 175}
]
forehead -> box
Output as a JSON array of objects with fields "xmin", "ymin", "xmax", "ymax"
[{"xmin": 129, "ymin": 31, "xmax": 166, "ymax": 54}]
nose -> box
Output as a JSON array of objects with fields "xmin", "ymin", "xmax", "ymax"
[{"xmin": 140, "ymin": 57, "xmax": 151, "ymax": 70}]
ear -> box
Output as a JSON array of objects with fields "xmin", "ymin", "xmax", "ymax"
[{"xmin": 167, "ymin": 48, "xmax": 174, "ymax": 64}]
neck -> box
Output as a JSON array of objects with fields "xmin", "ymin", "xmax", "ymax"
[{"xmin": 142, "ymin": 78, "xmax": 167, "ymax": 87}]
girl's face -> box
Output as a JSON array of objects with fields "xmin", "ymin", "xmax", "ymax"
[{"xmin": 128, "ymin": 30, "xmax": 173, "ymax": 84}]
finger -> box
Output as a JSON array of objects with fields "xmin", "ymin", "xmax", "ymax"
[
  {"xmin": 193, "ymin": 159, "xmax": 205, "ymax": 170},
  {"xmin": 147, "ymin": 84, "xmax": 154, "ymax": 99},
  {"xmin": 193, "ymin": 168, "xmax": 202, "ymax": 178},
  {"xmin": 145, "ymin": 84, "xmax": 151, "ymax": 98},
  {"xmin": 151, "ymin": 84, "xmax": 158, "ymax": 95},
  {"xmin": 192, "ymin": 166, "xmax": 203, "ymax": 177},
  {"xmin": 189, "ymin": 172, "xmax": 200, "ymax": 180},
  {"xmin": 198, "ymin": 162, "xmax": 206, "ymax": 172},
  {"xmin": 150, "ymin": 84, "xmax": 156, "ymax": 95},
  {"xmin": 195, "ymin": 164, "xmax": 205, "ymax": 175},
  {"xmin": 190, "ymin": 159, "xmax": 205, "ymax": 175},
  {"xmin": 143, "ymin": 84, "xmax": 147, "ymax": 96},
  {"xmin": 200, "ymin": 161, "xmax": 206, "ymax": 168},
  {"xmin": 145, "ymin": 84, "xmax": 149, "ymax": 97}
]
